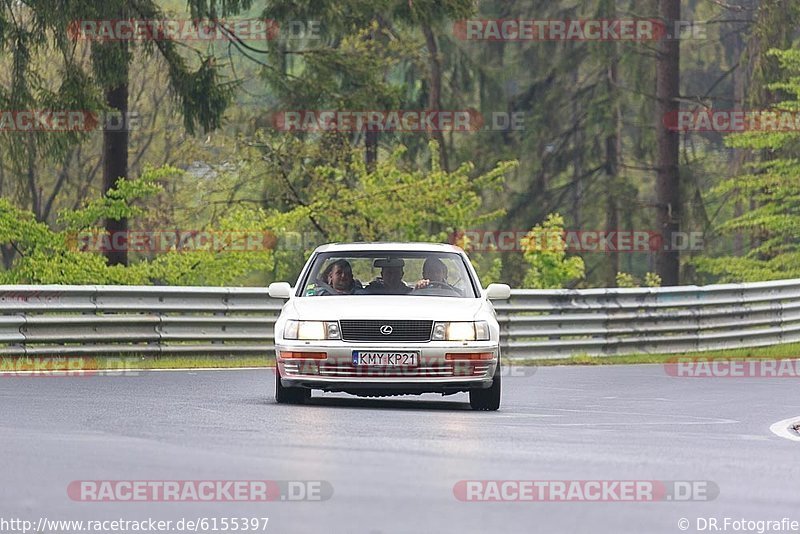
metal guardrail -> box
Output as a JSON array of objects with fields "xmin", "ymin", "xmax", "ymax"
[
  {"xmin": 0, "ymin": 286, "xmax": 281, "ymax": 356},
  {"xmin": 1, "ymin": 279, "xmax": 799, "ymax": 359},
  {"xmin": 494, "ymin": 279, "xmax": 800, "ymax": 358}
]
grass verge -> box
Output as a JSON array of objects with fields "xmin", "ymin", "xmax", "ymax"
[
  {"xmin": 518, "ymin": 342, "xmax": 800, "ymax": 366},
  {"xmin": 4, "ymin": 342, "xmax": 800, "ymax": 371}
]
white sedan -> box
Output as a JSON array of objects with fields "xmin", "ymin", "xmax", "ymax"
[{"xmin": 267, "ymin": 242, "xmax": 511, "ymax": 410}]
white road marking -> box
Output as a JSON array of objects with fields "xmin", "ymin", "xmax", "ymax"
[
  {"xmin": 552, "ymin": 407, "xmax": 739, "ymax": 422},
  {"xmin": 541, "ymin": 407, "xmax": 739, "ymax": 427},
  {"xmin": 550, "ymin": 426, "xmax": 739, "ymax": 427},
  {"xmin": 769, "ymin": 416, "xmax": 800, "ymax": 442},
  {"xmin": 494, "ymin": 414, "xmax": 560, "ymax": 418}
]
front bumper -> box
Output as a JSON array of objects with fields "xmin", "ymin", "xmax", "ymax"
[{"xmin": 275, "ymin": 340, "xmax": 499, "ymax": 393}]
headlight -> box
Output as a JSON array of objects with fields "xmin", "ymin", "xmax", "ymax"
[
  {"xmin": 284, "ymin": 320, "xmax": 341, "ymax": 340},
  {"xmin": 432, "ymin": 321, "xmax": 490, "ymax": 341}
]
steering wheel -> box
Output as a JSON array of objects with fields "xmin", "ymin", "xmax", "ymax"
[{"xmin": 414, "ymin": 280, "xmax": 461, "ymax": 295}]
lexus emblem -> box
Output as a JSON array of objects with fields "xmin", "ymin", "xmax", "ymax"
[{"xmin": 379, "ymin": 325, "xmax": 393, "ymax": 335}]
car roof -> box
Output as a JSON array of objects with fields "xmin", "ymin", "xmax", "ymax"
[{"xmin": 312, "ymin": 242, "xmax": 465, "ymax": 254}]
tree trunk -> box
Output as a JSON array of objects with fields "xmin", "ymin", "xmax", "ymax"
[
  {"xmin": 731, "ymin": 27, "xmax": 745, "ymax": 257},
  {"xmin": 27, "ymin": 134, "xmax": 41, "ymax": 220},
  {"xmin": 605, "ymin": 36, "xmax": 621, "ymax": 287},
  {"xmin": 103, "ymin": 79, "xmax": 130, "ymax": 266},
  {"xmin": 655, "ymin": 0, "xmax": 681, "ymax": 286},
  {"xmin": 421, "ymin": 24, "xmax": 449, "ymax": 172},
  {"xmin": 605, "ymin": 134, "xmax": 620, "ymax": 285},
  {"xmin": 362, "ymin": 23, "xmax": 379, "ymax": 171},
  {"xmin": 571, "ymin": 68, "xmax": 583, "ymax": 227}
]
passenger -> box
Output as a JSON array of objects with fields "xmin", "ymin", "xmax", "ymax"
[
  {"xmin": 314, "ymin": 259, "xmax": 363, "ymax": 295},
  {"xmin": 365, "ymin": 258, "xmax": 413, "ymax": 294}
]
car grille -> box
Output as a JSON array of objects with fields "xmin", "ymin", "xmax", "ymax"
[{"xmin": 339, "ymin": 320, "xmax": 433, "ymax": 342}]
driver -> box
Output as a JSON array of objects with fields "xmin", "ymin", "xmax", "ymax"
[{"xmin": 414, "ymin": 257, "xmax": 449, "ymax": 289}]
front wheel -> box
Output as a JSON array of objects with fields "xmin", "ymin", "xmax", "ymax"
[
  {"xmin": 275, "ymin": 365, "xmax": 311, "ymax": 404},
  {"xmin": 469, "ymin": 362, "xmax": 501, "ymax": 411}
]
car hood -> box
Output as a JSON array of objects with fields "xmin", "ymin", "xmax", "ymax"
[{"xmin": 289, "ymin": 296, "xmax": 486, "ymax": 321}]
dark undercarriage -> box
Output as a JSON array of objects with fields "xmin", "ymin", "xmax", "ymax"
[{"xmin": 281, "ymin": 378, "xmax": 494, "ymax": 397}]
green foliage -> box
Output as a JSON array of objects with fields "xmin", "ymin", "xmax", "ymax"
[
  {"xmin": 615, "ymin": 272, "xmax": 636, "ymax": 288},
  {"xmin": 2, "ymin": 0, "xmax": 794, "ymax": 289},
  {"xmin": 694, "ymin": 48, "xmax": 800, "ymax": 282},
  {"xmin": 0, "ymin": 166, "xmax": 166, "ymax": 284},
  {"xmin": 471, "ymin": 256, "xmax": 503, "ymax": 287},
  {"xmin": 519, "ymin": 213, "xmax": 585, "ymax": 289},
  {"xmin": 0, "ymin": 0, "xmax": 237, "ymax": 202},
  {"xmin": 144, "ymin": 204, "xmax": 277, "ymax": 286},
  {"xmin": 0, "ymin": 150, "xmax": 516, "ymax": 286},
  {"xmin": 0, "ymin": 196, "xmax": 141, "ymax": 285},
  {"xmin": 644, "ymin": 272, "xmax": 662, "ymax": 288},
  {"xmin": 615, "ymin": 271, "xmax": 662, "ymax": 288},
  {"xmin": 291, "ymin": 141, "xmax": 515, "ymax": 243},
  {"xmin": 58, "ymin": 166, "xmax": 171, "ymax": 229},
  {"xmin": 0, "ymin": 165, "xmax": 276, "ymax": 285}
]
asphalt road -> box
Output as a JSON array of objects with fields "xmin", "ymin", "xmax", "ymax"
[{"xmin": 1, "ymin": 364, "xmax": 799, "ymax": 534}]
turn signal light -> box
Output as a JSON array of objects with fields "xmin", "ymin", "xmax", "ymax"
[
  {"xmin": 280, "ymin": 351, "xmax": 327, "ymax": 360},
  {"xmin": 444, "ymin": 352, "xmax": 494, "ymax": 361}
]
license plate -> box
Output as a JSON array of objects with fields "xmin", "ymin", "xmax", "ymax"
[{"xmin": 352, "ymin": 351, "xmax": 418, "ymax": 366}]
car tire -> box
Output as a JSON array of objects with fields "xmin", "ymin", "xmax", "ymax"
[
  {"xmin": 275, "ymin": 365, "xmax": 311, "ymax": 405},
  {"xmin": 469, "ymin": 361, "xmax": 501, "ymax": 411}
]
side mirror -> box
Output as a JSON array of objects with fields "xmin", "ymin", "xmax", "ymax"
[
  {"xmin": 485, "ymin": 283, "xmax": 511, "ymax": 300},
  {"xmin": 268, "ymin": 282, "xmax": 293, "ymax": 299}
]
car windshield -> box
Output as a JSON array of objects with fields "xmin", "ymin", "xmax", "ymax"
[{"xmin": 298, "ymin": 251, "xmax": 479, "ymax": 298}]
